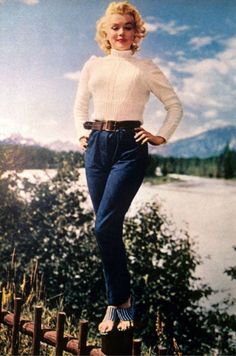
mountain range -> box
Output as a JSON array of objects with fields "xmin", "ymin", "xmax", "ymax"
[
  {"xmin": 1, "ymin": 125, "xmax": 236, "ymax": 158},
  {"xmin": 0, "ymin": 133, "xmax": 80, "ymax": 153},
  {"xmin": 151, "ymin": 125, "xmax": 236, "ymax": 158}
]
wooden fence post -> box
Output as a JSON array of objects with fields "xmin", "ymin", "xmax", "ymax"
[
  {"xmin": 77, "ymin": 319, "xmax": 88, "ymax": 355},
  {"xmin": 155, "ymin": 345, "xmax": 167, "ymax": 355},
  {"xmin": 0, "ymin": 289, "xmax": 2, "ymax": 312},
  {"xmin": 32, "ymin": 305, "xmax": 42, "ymax": 356},
  {"xmin": 55, "ymin": 311, "xmax": 66, "ymax": 356},
  {"xmin": 132, "ymin": 338, "xmax": 142, "ymax": 356},
  {"xmin": 101, "ymin": 327, "xmax": 133, "ymax": 356},
  {"xmin": 0, "ymin": 289, "xmax": 2, "ymax": 331},
  {"xmin": 11, "ymin": 297, "xmax": 22, "ymax": 356}
]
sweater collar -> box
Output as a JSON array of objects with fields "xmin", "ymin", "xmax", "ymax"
[{"xmin": 110, "ymin": 48, "xmax": 134, "ymax": 58}]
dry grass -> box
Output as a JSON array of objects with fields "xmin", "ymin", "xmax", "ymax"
[{"xmin": 0, "ymin": 251, "xmax": 78, "ymax": 356}]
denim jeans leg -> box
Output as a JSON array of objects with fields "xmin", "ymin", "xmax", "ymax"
[
  {"xmin": 85, "ymin": 130, "xmax": 148, "ymax": 305},
  {"xmin": 84, "ymin": 131, "xmax": 110, "ymax": 214}
]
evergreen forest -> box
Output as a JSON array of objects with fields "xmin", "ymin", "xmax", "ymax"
[{"xmin": 1, "ymin": 143, "xmax": 236, "ymax": 179}]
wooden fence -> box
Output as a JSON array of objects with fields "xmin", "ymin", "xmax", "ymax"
[{"xmin": 0, "ymin": 292, "xmax": 142, "ymax": 356}]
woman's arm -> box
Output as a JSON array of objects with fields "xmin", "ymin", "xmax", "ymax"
[
  {"xmin": 140, "ymin": 59, "xmax": 183, "ymax": 145},
  {"xmin": 73, "ymin": 59, "xmax": 92, "ymax": 147},
  {"xmin": 134, "ymin": 129, "xmax": 166, "ymax": 145}
]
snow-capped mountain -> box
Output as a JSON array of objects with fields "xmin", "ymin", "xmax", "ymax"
[
  {"xmin": 1, "ymin": 125, "xmax": 236, "ymax": 157},
  {"xmin": 2, "ymin": 133, "xmax": 39, "ymax": 147},
  {"xmin": 45, "ymin": 140, "xmax": 79, "ymax": 152},
  {"xmin": 0, "ymin": 133, "xmax": 80, "ymax": 152},
  {"xmin": 153, "ymin": 125, "xmax": 236, "ymax": 158}
]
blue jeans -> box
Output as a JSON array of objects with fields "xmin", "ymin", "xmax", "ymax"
[{"xmin": 85, "ymin": 129, "xmax": 148, "ymax": 305}]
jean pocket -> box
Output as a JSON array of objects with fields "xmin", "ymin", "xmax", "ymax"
[{"xmin": 87, "ymin": 130, "xmax": 96, "ymax": 144}]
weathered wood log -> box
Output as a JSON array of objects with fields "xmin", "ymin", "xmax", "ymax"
[
  {"xmin": 0, "ymin": 290, "xmax": 2, "ymax": 315},
  {"xmin": 133, "ymin": 338, "xmax": 142, "ymax": 356},
  {"xmin": 0, "ymin": 312, "xmax": 94, "ymax": 354},
  {"xmin": 1, "ymin": 301, "xmax": 142, "ymax": 355},
  {"xmin": 11, "ymin": 297, "xmax": 22, "ymax": 356},
  {"xmin": 89, "ymin": 348, "xmax": 105, "ymax": 356},
  {"xmin": 101, "ymin": 326, "xmax": 133, "ymax": 355},
  {"xmin": 32, "ymin": 305, "xmax": 42, "ymax": 356},
  {"xmin": 77, "ymin": 319, "xmax": 88, "ymax": 355},
  {"xmin": 55, "ymin": 311, "xmax": 66, "ymax": 355},
  {"xmin": 0, "ymin": 290, "xmax": 2, "ymax": 331},
  {"xmin": 155, "ymin": 345, "xmax": 168, "ymax": 355},
  {"xmin": 3, "ymin": 312, "xmax": 14, "ymax": 326},
  {"xmin": 22, "ymin": 321, "xmax": 34, "ymax": 336},
  {"xmin": 0, "ymin": 310, "xmax": 9, "ymax": 323}
]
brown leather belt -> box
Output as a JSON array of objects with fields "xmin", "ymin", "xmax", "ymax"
[{"xmin": 83, "ymin": 120, "xmax": 141, "ymax": 132}]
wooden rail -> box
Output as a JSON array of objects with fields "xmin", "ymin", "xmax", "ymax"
[{"xmin": 0, "ymin": 292, "xmax": 142, "ymax": 355}]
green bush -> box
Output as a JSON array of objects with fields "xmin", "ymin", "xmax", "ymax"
[{"xmin": 0, "ymin": 160, "xmax": 236, "ymax": 354}]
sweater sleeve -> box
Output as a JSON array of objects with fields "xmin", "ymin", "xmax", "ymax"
[
  {"xmin": 145, "ymin": 59, "xmax": 183, "ymax": 142},
  {"xmin": 73, "ymin": 58, "xmax": 93, "ymax": 139}
]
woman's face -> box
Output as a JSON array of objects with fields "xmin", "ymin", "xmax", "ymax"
[{"xmin": 106, "ymin": 14, "xmax": 136, "ymax": 51}]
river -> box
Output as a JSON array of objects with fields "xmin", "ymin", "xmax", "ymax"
[
  {"xmin": 132, "ymin": 174, "xmax": 236, "ymax": 312},
  {"xmin": 8, "ymin": 169, "xmax": 236, "ymax": 312}
]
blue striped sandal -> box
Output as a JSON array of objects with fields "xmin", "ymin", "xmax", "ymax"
[
  {"xmin": 98, "ymin": 305, "xmax": 117, "ymax": 335},
  {"xmin": 116, "ymin": 298, "xmax": 135, "ymax": 331}
]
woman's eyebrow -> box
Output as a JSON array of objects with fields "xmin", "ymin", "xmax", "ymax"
[{"xmin": 111, "ymin": 22, "xmax": 134, "ymax": 26}]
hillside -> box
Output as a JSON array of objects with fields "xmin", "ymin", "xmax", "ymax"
[
  {"xmin": 0, "ymin": 144, "xmax": 83, "ymax": 171},
  {"xmin": 154, "ymin": 125, "xmax": 236, "ymax": 158},
  {"xmin": 1, "ymin": 125, "xmax": 236, "ymax": 162}
]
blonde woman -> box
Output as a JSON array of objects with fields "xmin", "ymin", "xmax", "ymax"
[{"xmin": 74, "ymin": 1, "xmax": 183, "ymax": 335}]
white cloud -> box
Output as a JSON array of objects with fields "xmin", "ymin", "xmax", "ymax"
[
  {"xmin": 21, "ymin": 0, "xmax": 39, "ymax": 5},
  {"xmin": 176, "ymin": 36, "xmax": 236, "ymax": 114},
  {"xmin": 160, "ymin": 20, "xmax": 189, "ymax": 35},
  {"xmin": 145, "ymin": 20, "xmax": 189, "ymax": 35},
  {"xmin": 0, "ymin": 116, "xmax": 33, "ymax": 138},
  {"xmin": 145, "ymin": 22, "xmax": 159, "ymax": 32},
  {"xmin": 189, "ymin": 36, "xmax": 214, "ymax": 49},
  {"xmin": 194, "ymin": 120, "xmax": 232, "ymax": 134},
  {"xmin": 218, "ymin": 37, "xmax": 236, "ymax": 62},
  {"xmin": 145, "ymin": 36, "xmax": 236, "ymax": 139},
  {"xmin": 176, "ymin": 50, "xmax": 186, "ymax": 60},
  {"xmin": 204, "ymin": 110, "xmax": 218, "ymax": 118},
  {"xmin": 64, "ymin": 71, "xmax": 81, "ymax": 81}
]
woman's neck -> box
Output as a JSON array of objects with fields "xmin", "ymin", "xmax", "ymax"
[{"xmin": 110, "ymin": 48, "xmax": 134, "ymax": 57}]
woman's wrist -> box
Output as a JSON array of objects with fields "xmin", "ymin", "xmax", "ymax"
[
  {"xmin": 79, "ymin": 135, "xmax": 88, "ymax": 142},
  {"xmin": 154, "ymin": 135, "xmax": 166, "ymax": 145},
  {"xmin": 79, "ymin": 136, "xmax": 89, "ymax": 149},
  {"xmin": 135, "ymin": 128, "xmax": 167, "ymax": 145}
]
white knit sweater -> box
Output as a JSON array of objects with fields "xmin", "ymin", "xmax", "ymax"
[{"xmin": 74, "ymin": 48, "xmax": 183, "ymax": 141}]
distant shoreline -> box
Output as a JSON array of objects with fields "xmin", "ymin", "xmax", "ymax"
[{"xmin": 144, "ymin": 174, "xmax": 236, "ymax": 186}]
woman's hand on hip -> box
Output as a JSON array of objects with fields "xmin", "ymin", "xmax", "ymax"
[
  {"xmin": 134, "ymin": 127, "xmax": 166, "ymax": 146},
  {"xmin": 79, "ymin": 136, "xmax": 89, "ymax": 150}
]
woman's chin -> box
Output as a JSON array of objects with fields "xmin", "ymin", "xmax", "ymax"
[{"xmin": 114, "ymin": 44, "xmax": 131, "ymax": 51}]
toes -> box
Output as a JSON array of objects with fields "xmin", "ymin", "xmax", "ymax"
[
  {"xmin": 98, "ymin": 321, "xmax": 114, "ymax": 334},
  {"xmin": 117, "ymin": 321, "xmax": 133, "ymax": 331}
]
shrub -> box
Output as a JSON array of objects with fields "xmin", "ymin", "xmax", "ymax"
[{"xmin": 0, "ymin": 160, "xmax": 236, "ymax": 354}]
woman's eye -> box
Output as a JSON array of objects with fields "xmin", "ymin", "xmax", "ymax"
[
  {"xmin": 124, "ymin": 26, "xmax": 133, "ymax": 31},
  {"xmin": 111, "ymin": 25, "xmax": 134, "ymax": 31}
]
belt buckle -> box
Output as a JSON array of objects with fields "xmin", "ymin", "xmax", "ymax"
[{"xmin": 104, "ymin": 120, "xmax": 117, "ymax": 132}]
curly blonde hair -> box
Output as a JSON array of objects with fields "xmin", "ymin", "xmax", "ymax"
[{"xmin": 95, "ymin": 1, "xmax": 147, "ymax": 54}]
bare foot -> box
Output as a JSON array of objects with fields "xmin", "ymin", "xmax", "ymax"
[
  {"xmin": 117, "ymin": 297, "xmax": 134, "ymax": 331},
  {"xmin": 98, "ymin": 319, "xmax": 115, "ymax": 334},
  {"xmin": 98, "ymin": 305, "xmax": 117, "ymax": 335}
]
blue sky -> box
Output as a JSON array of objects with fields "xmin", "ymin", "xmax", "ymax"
[{"xmin": 0, "ymin": 0, "xmax": 236, "ymax": 144}]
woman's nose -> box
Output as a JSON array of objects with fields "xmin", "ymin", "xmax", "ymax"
[{"xmin": 118, "ymin": 27, "xmax": 124, "ymax": 35}]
